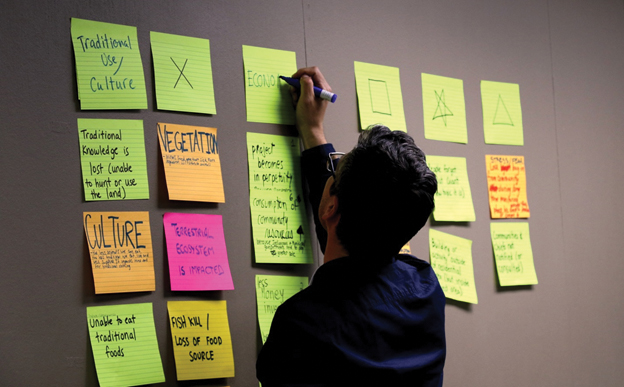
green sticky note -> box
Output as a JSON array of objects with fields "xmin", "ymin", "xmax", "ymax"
[
  {"xmin": 246, "ymin": 133, "xmax": 313, "ymax": 264},
  {"xmin": 86, "ymin": 303, "xmax": 165, "ymax": 387},
  {"xmin": 490, "ymin": 222, "xmax": 538, "ymax": 286},
  {"xmin": 77, "ymin": 119, "xmax": 149, "ymax": 201},
  {"xmin": 256, "ymin": 275, "xmax": 308, "ymax": 343},
  {"xmin": 429, "ymin": 229, "xmax": 478, "ymax": 304},
  {"xmin": 427, "ymin": 156, "xmax": 475, "ymax": 222},
  {"xmin": 481, "ymin": 80, "xmax": 524, "ymax": 145},
  {"xmin": 422, "ymin": 73, "xmax": 467, "ymax": 143},
  {"xmin": 354, "ymin": 61, "xmax": 407, "ymax": 132},
  {"xmin": 243, "ymin": 45, "xmax": 296, "ymax": 124},
  {"xmin": 150, "ymin": 31, "xmax": 216, "ymax": 114},
  {"xmin": 70, "ymin": 18, "xmax": 147, "ymax": 110}
]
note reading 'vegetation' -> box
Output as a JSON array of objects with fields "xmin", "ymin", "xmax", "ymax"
[
  {"xmin": 78, "ymin": 118, "xmax": 149, "ymax": 201},
  {"xmin": 83, "ymin": 211, "xmax": 155, "ymax": 294},
  {"xmin": 427, "ymin": 156, "xmax": 476, "ymax": 222},
  {"xmin": 422, "ymin": 73, "xmax": 468, "ymax": 143},
  {"xmin": 163, "ymin": 213, "xmax": 234, "ymax": 291},
  {"xmin": 429, "ymin": 229, "xmax": 478, "ymax": 304},
  {"xmin": 150, "ymin": 31, "xmax": 216, "ymax": 114},
  {"xmin": 157, "ymin": 123, "xmax": 224, "ymax": 202},
  {"xmin": 246, "ymin": 133, "xmax": 313, "ymax": 264},
  {"xmin": 354, "ymin": 61, "xmax": 407, "ymax": 132},
  {"xmin": 168, "ymin": 301, "xmax": 235, "ymax": 381},
  {"xmin": 481, "ymin": 80, "xmax": 524, "ymax": 145},
  {"xmin": 485, "ymin": 155, "xmax": 530, "ymax": 218},
  {"xmin": 71, "ymin": 18, "xmax": 147, "ymax": 109},
  {"xmin": 243, "ymin": 45, "xmax": 296, "ymax": 124},
  {"xmin": 256, "ymin": 275, "xmax": 308, "ymax": 343},
  {"xmin": 87, "ymin": 303, "xmax": 164, "ymax": 387},
  {"xmin": 490, "ymin": 222, "xmax": 538, "ymax": 286}
]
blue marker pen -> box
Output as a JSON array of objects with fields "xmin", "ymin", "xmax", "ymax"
[{"xmin": 279, "ymin": 76, "xmax": 337, "ymax": 103}]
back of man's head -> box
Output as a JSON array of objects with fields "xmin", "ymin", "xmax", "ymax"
[{"xmin": 331, "ymin": 125, "xmax": 437, "ymax": 260}]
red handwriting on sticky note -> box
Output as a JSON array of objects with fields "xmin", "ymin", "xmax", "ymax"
[{"xmin": 485, "ymin": 155, "xmax": 530, "ymax": 218}]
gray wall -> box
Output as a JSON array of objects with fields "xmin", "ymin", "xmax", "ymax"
[{"xmin": 1, "ymin": 0, "xmax": 623, "ymax": 386}]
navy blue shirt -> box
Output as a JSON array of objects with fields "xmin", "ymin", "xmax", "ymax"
[{"xmin": 256, "ymin": 144, "xmax": 446, "ymax": 387}]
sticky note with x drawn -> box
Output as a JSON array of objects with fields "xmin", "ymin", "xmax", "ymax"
[
  {"xmin": 150, "ymin": 32, "xmax": 216, "ymax": 114},
  {"xmin": 481, "ymin": 80, "xmax": 524, "ymax": 146},
  {"xmin": 422, "ymin": 73, "xmax": 467, "ymax": 143},
  {"xmin": 354, "ymin": 61, "xmax": 407, "ymax": 132}
]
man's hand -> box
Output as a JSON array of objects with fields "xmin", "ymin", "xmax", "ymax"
[{"xmin": 290, "ymin": 67, "xmax": 331, "ymax": 149}]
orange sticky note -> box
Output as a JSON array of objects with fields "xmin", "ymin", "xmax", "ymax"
[
  {"xmin": 83, "ymin": 211, "xmax": 156, "ymax": 293},
  {"xmin": 485, "ymin": 155, "xmax": 530, "ymax": 218},
  {"xmin": 157, "ymin": 123, "xmax": 225, "ymax": 203}
]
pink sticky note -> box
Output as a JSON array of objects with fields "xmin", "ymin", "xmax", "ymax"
[{"xmin": 163, "ymin": 213, "xmax": 234, "ymax": 291}]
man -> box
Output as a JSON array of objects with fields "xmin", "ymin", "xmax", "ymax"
[{"xmin": 256, "ymin": 67, "xmax": 446, "ymax": 387}]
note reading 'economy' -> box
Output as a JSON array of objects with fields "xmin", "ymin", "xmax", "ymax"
[
  {"xmin": 246, "ymin": 133, "xmax": 313, "ymax": 264},
  {"xmin": 422, "ymin": 73, "xmax": 468, "ymax": 143},
  {"xmin": 256, "ymin": 274, "xmax": 308, "ymax": 343},
  {"xmin": 481, "ymin": 80, "xmax": 524, "ymax": 146},
  {"xmin": 83, "ymin": 211, "xmax": 155, "ymax": 294},
  {"xmin": 163, "ymin": 213, "xmax": 234, "ymax": 291},
  {"xmin": 87, "ymin": 303, "xmax": 164, "ymax": 387},
  {"xmin": 486, "ymin": 155, "xmax": 530, "ymax": 218},
  {"xmin": 427, "ymin": 155, "xmax": 476, "ymax": 222},
  {"xmin": 490, "ymin": 222, "xmax": 538, "ymax": 286}
]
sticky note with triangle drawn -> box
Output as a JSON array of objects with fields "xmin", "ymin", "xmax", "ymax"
[
  {"xmin": 422, "ymin": 73, "xmax": 467, "ymax": 143},
  {"xmin": 481, "ymin": 80, "xmax": 524, "ymax": 146}
]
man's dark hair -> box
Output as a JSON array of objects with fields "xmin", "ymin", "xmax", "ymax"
[{"xmin": 330, "ymin": 125, "xmax": 437, "ymax": 259}]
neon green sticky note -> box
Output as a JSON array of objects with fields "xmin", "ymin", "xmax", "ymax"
[
  {"xmin": 256, "ymin": 275, "xmax": 308, "ymax": 343},
  {"xmin": 422, "ymin": 73, "xmax": 467, "ymax": 143},
  {"xmin": 71, "ymin": 18, "xmax": 147, "ymax": 110},
  {"xmin": 429, "ymin": 229, "xmax": 478, "ymax": 304},
  {"xmin": 427, "ymin": 156, "xmax": 475, "ymax": 222},
  {"xmin": 243, "ymin": 45, "xmax": 296, "ymax": 124},
  {"xmin": 150, "ymin": 32, "xmax": 216, "ymax": 114},
  {"xmin": 490, "ymin": 222, "xmax": 538, "ymax": 286},
  {"xmin": 167, "ymin": 301, "xmax": 235, "ymax": 381},
  {"xmin": 86, "ymin": 303, "xmax": 165, "ymax": 387},
  {"xmin": 246, "ymin": 133, "xmax": 313, "ymax": 264},
  {"xmin": 77, "ymin": 119, "xmax": 149, "ymax": 201},
  {"xmin": 354, "ymin": 61, "xmax": 407, "ymax": 132},
  {"xmin": 481, "ymin": 80, "xmax": 524, "ymax": 145}
]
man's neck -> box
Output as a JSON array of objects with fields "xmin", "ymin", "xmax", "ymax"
[{"xmin": 323, "ymin": 232, "xmax": 349, "ymax": 264}]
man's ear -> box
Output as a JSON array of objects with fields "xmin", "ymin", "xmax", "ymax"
[{"xmin": 320, "ymin": 194, "xmax": 340, "ymax": 222}]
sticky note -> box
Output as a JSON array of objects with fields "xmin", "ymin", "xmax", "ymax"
[
  {"xmin": 163, "ymin": 213, "xmax": 234, "ymax": 291},
  {"xmin": 256, "ymin": 275, "xmax": 308, "ymax": 343},
  {"xmin": 243, "ymin": 45, "xmax": 296, "ymax": 124},
  {"xmin": 429, "ymin": 229, "xmax": 478, "ymax": 304},
  {"xmin": 246, "ymin": 133, "xmax": 313, "ymax": 264},
  {"xmin": 83, "ymin": 211, "xmax": 155, "ymax": 294},
  {"xmin": 427, "ymin": 156, "xmax": 476, "ymax": 222},
  {"xmin": 150, "ymin": 31, "xmax": 216, "ymax": 114},
  {"xmin": 485, "ymin": 155, "xmax": 530, "ymax": 218},
  {"xmin": 78, "ymin": 118, "xmax": 149, "ymax": 201},
  {"xmin": 70, "ymin": 18, "xmax": 147, "ymax": 109},
  {"xmin": 399, "ymin": 242, "xmax": 412, "ymax": 255},
  {"xmin": 354, "ymin": 61, "xmax": 407, "ymax": 132},
  {"xmin": 481, "ymin": 80, "xmax": 524, "ymax": 145},
  {"xmin": 490, "ymin": 222, "xmax": 538, "ymax": 286},
  {"xmin": 422, "ymin": 73, "xmax": 468, "ymax": 143},
  {"xmin": 157, "ymin": 123, "xmax": 224, "ymax": 203},
  {"xmin": 168, "ymin": 301, "xmax": 235, "ymax": 381},
  {"xmin": 87, "ymin": 303, "xmax": 164, "ymax": 387}
]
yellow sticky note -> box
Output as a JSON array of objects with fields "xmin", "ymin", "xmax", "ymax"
[
  {"xmin": 87, "ymin": 303, "xmax": 165, "ymax": 387},
  {"xmin": 427, "ymin": 156, "xmax": 476, "ymax": 222},
  {"xmin": 150, "ymin": 31, "xmax": 216, "ymax": 114},
  {"xmin": 481, "ymin": 80, "xmax": 524, "ymax": 145},
  {"xmin": 243, "ymin": 45, "xmax": 296, "ymax": 124},
  {"xmin": 354, "ymin": 61, "xmax": 407, "ymax": 132},
  {"xmin": 399, "ymin": 242, "xmax": 412, "ymax": 255},
  {"xmin": 167, "ymin": 301, "xmax": 235, "ymax": 381},
  {"xmin": 491, "ymin": 222, "xmax": 538, "ymax": 286},
  {"xmin": 157, "ymin": 123, "xmax": 225, "ymax": 203},
  {"xmin": 429, "ymin": 229, "xmax": 478, "ymax": 304},
  {"xmin": 422, "ymin": 73, "xmax": 468, "ymax": 143},
  {"xmin": 83, "ymin": 211, "xmax": 155, "ymax": 294},
  {"xmin": 485, "ymin": 155, "xmax": 530, "ymax": 218},
  {"xmin": 70, "ymin": 18, "xmax": 147, "ymax": 109},
  {"xmin": 246, "ymin": 133, "xmax": 313, "ymax": 264},
  {"xmin": 78, "ymin": 118, "xmax": 149, "ymax": 201},
  {"xmin": 256, "ymin": 275, "xmax": 308, "ymax": 343}
]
